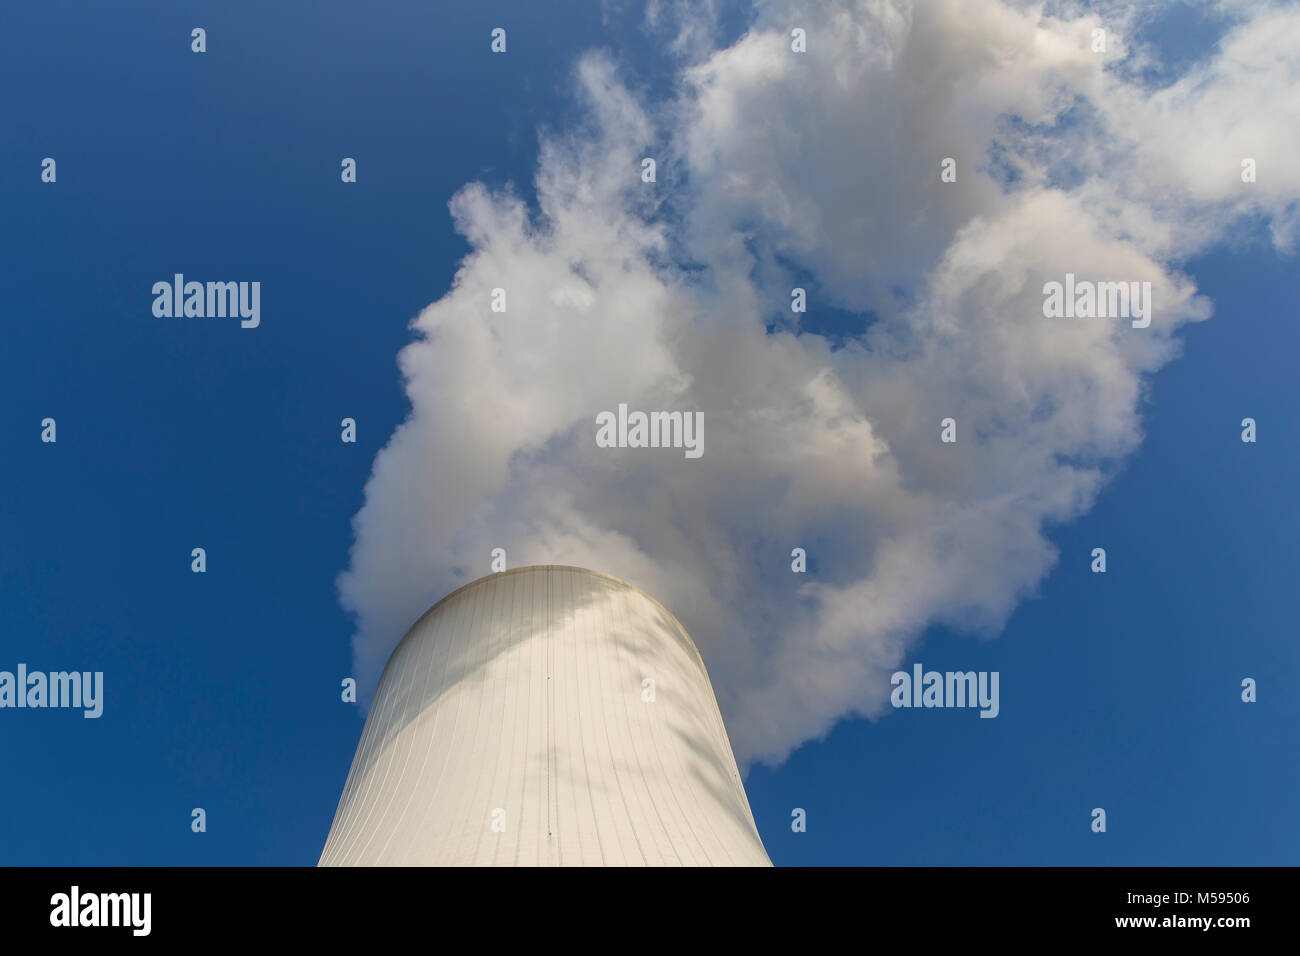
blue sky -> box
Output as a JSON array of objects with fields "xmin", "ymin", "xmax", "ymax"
[{"xmin": 1, "ymin": 1, "xmax": 1296, "ymax": 865}]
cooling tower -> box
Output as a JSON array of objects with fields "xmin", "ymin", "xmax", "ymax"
[{"xmin": 320, "ymin": 565, "xmax": 771, "ymax": 866}]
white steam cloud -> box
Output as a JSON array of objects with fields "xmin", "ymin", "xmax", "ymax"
[{"xmin": 338, "ymin": 0, "xmax": 1300, "ymax": 766}]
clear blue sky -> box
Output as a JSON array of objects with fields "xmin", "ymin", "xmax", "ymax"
[{"xmin": 1, "ymin": 1, "xmax": 1295, "ymax": 865}]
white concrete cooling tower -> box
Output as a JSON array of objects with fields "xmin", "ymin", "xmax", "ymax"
[{"xmin": 320, "ymin": 565, "xmax": 771, "ymax": 866}]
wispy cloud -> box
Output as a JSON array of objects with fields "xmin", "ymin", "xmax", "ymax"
[{"xmin": 338, "ymin": 0, "xmax": 1300, "ymax": 766}]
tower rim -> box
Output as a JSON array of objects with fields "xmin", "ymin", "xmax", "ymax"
[{"xmin": 385, "ymin": 565, "xmax": 704, "ymax": 675}]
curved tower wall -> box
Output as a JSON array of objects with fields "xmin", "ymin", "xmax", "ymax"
[{"xmin": 320, "ymin": 565, "xmax": 771, "ymax": 866}]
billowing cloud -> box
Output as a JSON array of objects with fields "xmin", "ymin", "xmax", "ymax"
[{"xmin": 338, "ymin": 0, "xmax": 1299, "ymax": 766}]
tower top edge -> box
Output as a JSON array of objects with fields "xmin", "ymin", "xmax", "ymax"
[{"xmin": 388, "ymin": 565, "xmax": 696, "ymax": 665}]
